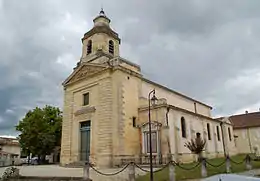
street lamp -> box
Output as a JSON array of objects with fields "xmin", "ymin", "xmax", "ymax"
[
  {"xmin": 220, "ymin": 122, "xmax": 227, "ymax": 158},
  {"xmin": 148, "ymin": 89, "xmax": 158, "ymax": 181}
]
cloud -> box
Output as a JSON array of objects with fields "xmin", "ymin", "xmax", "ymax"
[
  {"xmin": 0, "ymin": 0, "xmax": 83, "ymax": 135},
  {"xmin": 0, "ymin": 135, "xmax": 17, "ymax": 139},
  {"xmin": 1, "ymin": 0, "xmax": 260, "ymax": 135}
]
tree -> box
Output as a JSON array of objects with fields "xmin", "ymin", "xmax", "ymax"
[
  {"xmin": 184, "ymin": 132, "xmax": 206, "ymax": 161},
  {"xmin": 16, "ymin": 105, "xmax": 62, "ymax": 163}
]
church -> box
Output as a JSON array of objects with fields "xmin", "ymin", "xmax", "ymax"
[{"xmin": 60, "ymin": 9, "xmax": 237, "ymax": 168}]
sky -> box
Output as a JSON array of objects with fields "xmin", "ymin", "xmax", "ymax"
[{"xmin": 1, "ymin": 0, "xmax": 260, "ymax": 136}]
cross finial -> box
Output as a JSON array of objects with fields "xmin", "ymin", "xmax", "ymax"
[{"xmin": 100, "ymin": 5, "xmax": 105, "ymax": 15}]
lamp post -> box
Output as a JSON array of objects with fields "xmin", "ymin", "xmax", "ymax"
[
  {"xmin": 220, "ymin": 122, "xmax": 227, "ymax": 158},
  {"xmin": 148, "ymin": 89, "xmax": 158, "ymax": 181}
]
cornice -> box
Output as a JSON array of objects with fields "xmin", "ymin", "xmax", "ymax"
[
  {"xmin": 82, "ymin": 26, "xmax": 121, "ymax": 44},
  {"xmin": 63, "ymin": 67, "xmax": 111, "ymax": 87},
  {"xmin": 138, "ymin": 104, "xmax": 223, "ymax": 124},
  {"xmin": 141, "ymin": 77, "xmax": 212, "ymax": 109}
]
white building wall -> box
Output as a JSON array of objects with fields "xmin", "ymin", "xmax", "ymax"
[
  {"xmin": 141, "ymin": 81, "xmax": 212, "ymax": 117},
  {"xmin": 1, "ymin": 145, "xmax": 21, "ymax": 157},
  {"xmin": 234, "ymin": 127, "xmax": 260, "ymax": 155},
  {"xmin": 168, "ymin": 109, "xmax": 231, "ymax": 162}
]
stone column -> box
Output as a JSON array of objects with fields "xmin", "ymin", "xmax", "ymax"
[
  {"xmin": 169, "ymin": 163, "xmax": 175, "ymax": 181},
  {"xmin": 226, "ymin": 156, "xmax": 231, "ymax": 173},
  {"xmin": 174, "ymin": 127, "xmax": 180, "ymax": 162},
  {"xmin": 201, "ymin": 158, "xmax": 207, "ymax": 178},
  {"xmin": 128, "ymin": 162, "xmax": 135, "ymax": 181},
  {"xmin": 246, "ymin": 155, "xmax": 252, "ymax": 170},
  {"xmin": 83, "ymin": 163, "xmax": 92, "ymax": 181}
]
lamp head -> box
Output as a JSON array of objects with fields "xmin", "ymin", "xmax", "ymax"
[{"xmin": 151, "ymin": 91, "xmax": 158, "ymax": 106}]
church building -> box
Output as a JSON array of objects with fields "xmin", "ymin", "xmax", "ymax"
[{"xmin": 60, "ymin": 10, "xmax": 237, "ymax": 168}]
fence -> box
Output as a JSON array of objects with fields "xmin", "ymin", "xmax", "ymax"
[{"xmin": 82, "ymin": 154, "xmax": 259, "ymax": 181}]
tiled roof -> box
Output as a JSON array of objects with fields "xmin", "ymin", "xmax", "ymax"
[{"xmin": 229, "ymin": 111, "xmax": 260, "ymax": 129}]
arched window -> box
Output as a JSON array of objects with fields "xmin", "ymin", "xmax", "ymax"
[
  {"xmin": 216, "ymin": 126, "xmax": 220, "ymax": 141},
  {"xmin": 109, "ymin": 40, "xmax": 114, "ymax": 54},
  {"xmin": 207, "ymin": 123, "xmax": 211, "ymax": 140},
  {"xmin": 228, "ymin": 127, "xmax": 232, "ymax": 141},
  {"xmin": 181, "ymin": 117, "xmax": 186, "ymax": 138},
  {"xmin": 87, "ymin": 40, "xmax": 92, "ymax": 55}
]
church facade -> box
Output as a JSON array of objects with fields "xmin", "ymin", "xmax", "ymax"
[{"xmin": 60, "ymin": 10, "xmax": 237, "ymax": 168}]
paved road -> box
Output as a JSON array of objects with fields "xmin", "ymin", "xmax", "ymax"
[{"xmin": 0, "ymin": 165, "xmax": 147, "ymax": 181}]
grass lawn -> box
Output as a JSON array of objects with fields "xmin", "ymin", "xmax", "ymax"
[{"xmin": 136, "ymin": 154, "xmax": 260, "ymax": 181}]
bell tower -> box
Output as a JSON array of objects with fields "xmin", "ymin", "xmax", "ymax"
[{"xmin": 81, "ymin": 9, "xmax": 121, "ymax": 61}]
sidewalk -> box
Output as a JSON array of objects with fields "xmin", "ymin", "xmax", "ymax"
[
  {"xmin": 0, "ymin": 165, "xmax": 147, "ymax": 181},
  {"xmin": 1, "ymin": 165, "xmax": 260, "ymax": 181}
]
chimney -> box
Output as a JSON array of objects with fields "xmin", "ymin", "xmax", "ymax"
[{"xmin": 245, "ymin": 110, "xmax": 248, "ymax": 114}]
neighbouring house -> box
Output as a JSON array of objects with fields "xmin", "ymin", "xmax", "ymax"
[
  {"xmin": 60, "ymin": 9, "xmax": 237, "ymax": 168},
  {"xmin": 229, "ymin": 111, "xmax": 260, "ymax": 156},
  {"xmin": 0, "ymin": 136, "xmax": 21, "ymax": 166},
  {"xmin": 0, "ymin": 137, "xmax": 21, "ymax": 158}
]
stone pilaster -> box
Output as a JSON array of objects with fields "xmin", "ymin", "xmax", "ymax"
[
  {"xmin": 96, "ymin": 78, "xmax": 113, "ymax": 167},
  {"xmin": 60, "ymin": 89, "xmax": 74, "ymax": 165},
  {"xmin": 118, "ymin": 81, "xmax": 125, "ymax": 155}
]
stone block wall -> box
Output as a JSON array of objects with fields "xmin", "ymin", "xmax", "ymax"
[
  {"xmin": 60, "ymin": 89, "xmax": 73, "ymax": 165},
  {"xmin": 95, "ymin": 77, "xmax": 113, "ymax": 167}
]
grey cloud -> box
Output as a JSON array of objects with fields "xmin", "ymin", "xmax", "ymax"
[
  {"xmin": 137, "ymin": 19, "xmax": 260, "ymax": 115},
  {"xmin": 1, "ymin": 0, "xmax": 260, "ymax": 136},
  {"xmin": 0, "ymin": 0, "xmax": 82, "ymax": 135}
]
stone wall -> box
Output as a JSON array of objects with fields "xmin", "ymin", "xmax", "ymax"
[
  {"xmin": 60, "ymin": 67, "xmax": 113, "ymax": 167},
  {"xmin": 234, "ymin": 127, "xmax": 260, "ymax": 155},
  {"xmin": 95, "ymin": 77, "xmax": 113, "ymax": 167}
]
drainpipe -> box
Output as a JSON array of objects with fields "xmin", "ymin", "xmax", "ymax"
[
  {"xmin": 194, "ymin": 102, "xmax": 197, "ymax": 114},
  {"xmin": 220, "ymin": 122, "xmax": 227, "ymax": 157},
  {"xmin": 247, "ymin": 128, "xmax": 253, "ymax": 153},
  {"xmin": 165, "ymin": 107, "xmax": 171, "ymax": 161}
]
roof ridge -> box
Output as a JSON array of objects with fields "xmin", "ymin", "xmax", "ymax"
[
  {"xmin": 230, "ymin": 111, "xmax": 260, "ymax": 117},
  {"xmin": 230, "ymin": 111, "xmax": 260, "ymax": 129}
]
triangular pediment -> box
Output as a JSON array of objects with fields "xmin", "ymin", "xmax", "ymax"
[{"xmin": 63, "ymin": 63, "xmax": 108, "ymax": 86}]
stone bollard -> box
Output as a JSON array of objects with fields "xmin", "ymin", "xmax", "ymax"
[
  {"xmin": 83, "ymin": 162, "xmax": 92, "ymax": 181},
  {"xmin": 201, "ymin": 158, "xmax": 207, "ymax": 178},
  {"xmin": 128, "ymin": 162, "xmax": 135, "ymax": 181},
  {"xmin": 226, "ymin": 156, "xmax": 231, "ymax": 173},
  {"xmin": 169, "ymin": 162, "xmax": 175, "ymax": 181},
  {"xmin": 246, "ymin": 155, "xmax": 252, "ymax": 170},
  {"xmin": 13, "ymin": 167, "xmax": 19, "ymax": 177}
]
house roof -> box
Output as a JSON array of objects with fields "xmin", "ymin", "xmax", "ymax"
[{"xmin": 229, "ymin": 111, "xmax": 260, "ymax": 129}]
